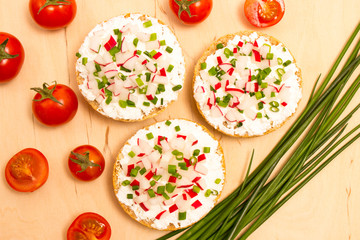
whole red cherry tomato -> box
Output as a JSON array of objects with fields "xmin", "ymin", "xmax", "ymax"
[
  {"xmin": 29, "ymin": 0, "xmax": 77, "ymax": 30},
  {"xmin": 5, "ymin": 148, "xmax": 49, "ymax": 192},
  {"xmin": 169, "ymin": 0, "xmax": 213, "ymax": 24},
  {"xmin": 31, "ymin": 82, "xmax": 78, "ymax": 126},
  {"xmin": 67, "ymin": 212, "xmax": 111, "ymax": 240},
  {"xmin": 0, "ymin": 33, "xmax": 25, "ymax": 83},
  {"xmin": 68, "ymin": 145, "xmax": 105, "ymax": 181},
  {"xmin": 244, "ymin": 0, "xmax": 285, "ymax": 28}
]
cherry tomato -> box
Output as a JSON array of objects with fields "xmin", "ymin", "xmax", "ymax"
[
  {"xmin": 31, "ymin": 82, "xmax": 78, "ymax": 126},
  {"xmin": 29, "ymin": 0, "xmax": 77, "ymax": 30},
  {"xmin": 67, "ymin": 212, "xmax": 111, "ymax": 240},
  {"xmin": 169, "ymin": 0, "xmax": 213, "ymax": 24},
  {"xmin": 68, "ymin": 145, "xmax": 105, "ymax": 181},
  {"xmin": 5, "ymin": 148, "xmax": 49, "ymax": 192},
  {"xmin": 244, "ymin": 0, "xmax": 285, "ymax": 28},
  {"xmin": 0, "ymin": 33, "xmax": 25, "ymax": 83}
]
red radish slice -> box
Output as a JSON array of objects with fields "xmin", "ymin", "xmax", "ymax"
[
  {"xmin": 104, "ymin": 35, "xmax": 117, "ymax": 51},
  {"xmin": 198, "ymin": 154, "xmax": 206, "ymax": 162},
  {"xmin": 137, "ymin": 32, "xmax": 150, "ymax": 42},
  {"xmin": 253, "ymin": 50, "xmax": 261, "ymax": 62},
  {"xmin": 228, "ymin": 68, "xmax": 235, "ymax": 76},
  {"xmin": 148, "ymin": 151, "xmax": 161, "ymax": 163},
  {"xmin": 217, "ymin": 56, "xmax": 223, "ymax": 65},
  {"xmin": 127, "ymin": 164, "xmax": 135, "ymax": 176},
  {"xmin": 95, "ymin": 94, "xmax": 105, "ymax": 103},
  {"xmin": 145, "ymin": 40, "xmax": 160, "ymax": 50},
  {"xmin": 89, "ymin": 37, "xmax": 101, "ymax": 53},
  {"xmin": 219, "ymin": 63, "xmax": 232, "ymax": 72},
  {"xmin": 194, "ymin": 162, "xmax": 208, "ymax": 175},
  {"xmin": 146, "ymin": 83, "xmax": 157, "ymax": 99},
  {"xmin": 145, "ymin": 171, "xmax": 154, "ymax": 180},
  {"xmin": 233, "ymin": 47, "xmax": 238, "ymax": 53},
  {"xmin": 238, "ymin": 41, "xmax": 244, "ymax": 47},
  {"xmin": 214, "ymin": 82, "xmax": 221, "ymax": 90},
  {"xmin": 253, "ymin": 40, "xmax": 259, "ymax": 48},
  {"xmin": 155, "ymin": 210, "xmax": 166, "ymax": 220},
  {"xmin": 145, "ymin": 61, "xmax": 157, "ymax": 73},
  {"xmin": 139, "ymin": 202, "xmax": 149, "ymax": 212},
  {"xmin": 138, "ymin": 138, "xmax": 153, "ymax": 154},
  {"xmin": 210, "ymin": 105, "xmax": 223, "ymax": 118},
  {"xmin": 159, "ymin": 68, "xmax": 166, "ymax": 77},
  {"xmin": 281, "ymin": 102, "xmax": 288, "ymax": 107},
  {"xmin": 94, "ymin": 55, "xmax": 106, "ymax": 66},
  {"xmin": 185, "ymin": 189, "xmax": 198, "ymax": 198},
  {"xmin": 196, "ymin": 178, "xmax": 207, "ymax": 190},
  {"xmin": 242, "ymin": 42, "xmax": 253, "ymax": 55},
  {"xmin": 260, "ymin": 45, "xmax": 271, "ymax": 58},
  {"xmin": 269, "ymin": 84, "xmax": 284, "ymax": 93},
  {"xmin": 130, "ymin": 179, "xmax": 140, "ymax": 186},
  {"xmin": 195, "ymin": 86, "xmax": 205, "ymax": 93},
  {"xmin": 229, "ymin": 96, "xmax": 240, "ymax": 108},
  {"xmin": 169, "ymin": 204, "xmax": 178, "ymax": 213},
  {"xmin": 192, "ymin": 177, "xmax": 201, "ymax": 183},
  {"xmin": 168, "ymin": 176, "xmax": 177, "ymax": 183},
  {"xmin": 157, "ymin": 136, "xmax": 168, "ymax": 145},
  {"xmin": 142, "ymin": 157, "xmax": 152, "ymax": 170},
  {"xmin": 245, "ymin": 82, "xmax": 259, "ymax": 93},
  {"xmin": 191, "ymin": 200, "xmax": 202, "ymax": 209},
  {"xmin": 177, "ymin": 134, "xmax": 186, "ymax": 140},
  {"xmin": 153, "ymin": 52, "xmax": 162, "ymax": 60},
  {"xmin": 122, "ymin": 55, "xmax": 139, "ymax": 70}
]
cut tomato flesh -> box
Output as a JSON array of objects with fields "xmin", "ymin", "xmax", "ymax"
[
  {"xmin": 258, "ymin": 0, "xmax": 281, "ymax": 23},
  {"xmin": 10, "ymin": 154, "xmax": 34, "ymax": 180},
  {"xmin": 80, "ymin": 219, "xmax": 106, "ymax": 238}
]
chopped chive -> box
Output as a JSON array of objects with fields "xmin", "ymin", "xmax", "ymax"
[
  {"xmin": 178, "ymin": 162, "xmax": 188, "ymax": 170},
  {"xmin": 258, "ymin": 102, "xmax": 264, "ymax": 110},
  {"xmin": 208, "ymin": 67, "xmax": 217, "ymax": 76},
  {"xmin": 166, "ymin": 46, "xmax": 173, "ymax": 53},
  {"xmin": 95, "ymin": 63, "xmax": 101, "ymax": 72},
  {"xmin": 172, "ymin": 85, "xmax": 182, "ymax": 91},
  {"xmin": 159, "ymin": 40, "xmax": 166, "ymax": 46},
  {"xmin": 120, "ymin": 66, "xmax": 131, "ymax": 72},
  {"xmin": 193, "ymin": 185, "xmax": 201, "ymax": 194},
  {"xmin": 266, "ymin": 53, "xmax": 274, "ymax": 60},
  {"xmin": 133, "ymin": 38, "xmax": 139, "ymax": 47},
  {"xmin": 276, "ymin": 68, "xmax": 285, "ymax": 77},
  {"xmin": 136, "ymin": 77, "xmax": 144, "ymax": 87},
  {"xmin": 153, "ymin": 175, "xmax": 162, "ymax": 181},
  {"xmin": 201, "ymin": 62, "xmax": 207, "ymax": 70},
  {"xmin": 145, "ymin": 72, "xmax": 151, "ymax": 82},
  {"xmin": 105, "ymin": 96, "xmax": 112, "ymax": 105},
  {"xmin": 143, "ymin": 101, "xmax": 150, "ymax": 106},
  {"xmin": 146, "ymin": 132, "xmax": 154, "ymax": 140},
  {"xmin": 175, "ymin": 126, "xmax": 181, "ymax": 132},
  {"xmin": 150, "ymin": 50, "xmax": 157, "ymax": 57},
  {"xmin": 168, "ymin": 165, "xmax": 177, "ymax": 174},
  {"xmin": 150, "ymin": 33, "xmax": 157, "ymax": 41},
  {"xmin": 274, "ymin": 79, "xmax": 282, "ymax": 85},
  {"xmin": 113, "ymin": 29, "xmax": 120, "ymax": 35},
  {"xmin": 165, "ymin": 120, "xmax": 172, "ymax": 126},
  {"xmin": 270, "ymin": 106, "xmax": 279, "ymax": 112},
  {"xmin": 167, "ymin": 64, "xmax": 174, "ymax": 72},
  {"xmin": 261, "ymin": 82, "xmax": 268, "ymax": 89},
  {"xmin": 166, "ymin": 183, "xmax": 176, "ymax": 193},
  {"xmin": 132, "ymin": 185, "xmax": 139, "ymax": 191},
  {"xmin": 128, "ymin": 151, "xmax": 136, "ymax": 158},
  {"xmin": 157, "ymin": 186, "xmax": 165, "ymax": 194},
  {"xmin": 150, "ymin": 180, "xmax": 156, "ymax": 186},
  {"xmin": 162, "ymin": 192, "xmax": 170, "ymax": 200},
  {"xmin": 154, "ymin": 145, "xmax": 162, "ymax": 153},
  {"xmin": 143, "ymin": 20, "xmax": 152, "ymax": 28},
  {"xmin": 205, "ymin": 189, "xmax": 212, "ymax": 197},
  {"xmin": 283, "ymin": 60, "xmax": 292, "ymax": 67},
  {"xmin": 130, "ymin": 168, "xmax": 139, "ymax": 177},
  {"xmin": 161, "ymin": 98, "xmax": 164, "ymax": 105},
  {"xmin": 119, "ymin": 100, "xmax": 127, "ymax": 108},
  {"xmin": 255, "ymin": 92, "xmax": 263, "ymax": 100},
  {"xmin": 76, "ymin": 52, "xmax": 81, "ymax": 58},
  {"xmin": 204, "ymin": 147, "xmax": 210, "ymax": 153},
  {"xmin": 256, "ymin": 112, "xmax": 262, "ymax": 118},
  {"xmin": 216, "ymin": 43, "xmax": 224, "ymax": 49},
  {"xmin": 150, "ymin": 96, "xmax": 158, "ymax": 105},
  {"xmin": 193, "ymin": 149, "xmax": 200, "ymax": 156},
  {"xmin": 127, "ymin": 194, "xmax": 133, "ymax": 199},
  {"xmin": 215, "ymin": 178, "xmax": 221, "ymax": 184},
  {"xmin": 179, "ymin": 212, "xmax": 187, "ymax": 220},
  {"xmin": 277, "ymin": 58, "xmax": 283, "ymax": 65},
  {"xmin": 282, "ymin": 47, "xmax": 286, "ymax": 52},
  {"xmin": 82, "ymin": 57, "xmax": 88, "ymax": 65},
  {"xmin": 148, "ymin": 189, "xmax": 156, "ymax": 198},
  {"xmin": 270, "ymin": 101, "xmax": 279, "ymax": 107},
  {"xmin": 122, "ymin": 180, "xmax": 130, "ymax": 186},
  {"xmin": 126, "ymin": 100, "xmax": 136, "ymax": 107},
  {"xmin": 140, "ymin": 168, "xmax": 147, "ymax": 175}
]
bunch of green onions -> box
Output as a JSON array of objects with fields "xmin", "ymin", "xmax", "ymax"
[{"xmin": 158, "ymin": 22, "xmax": 360, "ymax": 240}]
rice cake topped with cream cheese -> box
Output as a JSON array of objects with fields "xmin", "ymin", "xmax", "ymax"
[
  {"xmin": 76, "ymin": 14, "xmax": 185, "ymax": 121},
  {"xmin": 193, "ymin": 31, "xmax": 302, "ymax": 137}
]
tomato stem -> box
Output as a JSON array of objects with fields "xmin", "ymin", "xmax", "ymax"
[
  {"xmin": 174, "ymin": 0, "xmax": 201, "ymax": 19},
  {"xmin": 0, "ymin": 38, "xmax": 19, "ymax": 61},
  {"xmin": 30, "ymin": 81, "xmax": 63, "ymax": 105},
  {"xmin": 37, "ymin": 0, "xmax": 71, "ymax": 14},
  {"xmin": 70, "ymin": 151, "xmax": 101, "ymax": 173}
]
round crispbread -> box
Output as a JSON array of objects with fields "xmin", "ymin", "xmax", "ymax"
[
  {"xmin": 193, "ymin": 31, "xmax": 302, "ymax": 137},
  {"xmin": 76, "ymin": 14, "xmax": 185, "ymax": 122},
  {"xmin": 113, "ymin": 119, "xmax": 225, "ymax": 230}
]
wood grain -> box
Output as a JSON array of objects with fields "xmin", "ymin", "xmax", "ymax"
[{"xmin": 0, "ymin": 0, "xmax": 359, "ymax": 239}]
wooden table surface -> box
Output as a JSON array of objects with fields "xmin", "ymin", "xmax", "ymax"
[{"xmin": 1, "ymin": 0, "xmax": 360, "ymax": 239}]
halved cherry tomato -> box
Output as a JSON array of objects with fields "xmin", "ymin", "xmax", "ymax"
[
  {"xmin": 29, "ymin": 0, "xmax": 77, "ymax": 30},
  {"xmin": 5, "ymin": 148, "xmax": 49, "ymax": 192},
  {"xmin": 67, "ymin": 212, "xmax": 111, "ymax": 240},
  {"xmin": 68, "ymin": 145, "xmax": 105, "ymax": 181},
  {"xmin": 244, "ymin": 0, "xmax": 285, "ymax": 28},
  {"xmin": 169, "ymin": 0, "xmax": 213, "ymax": 24},
  {"xmin": 31, "ymin": 82, "xmax": 78, "ymax": 126},
  {"xmin": 0, "ymin": 32, "xmax": 25, "ymax": 83}
]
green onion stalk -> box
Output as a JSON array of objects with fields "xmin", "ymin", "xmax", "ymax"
[{"xmin": 158, "ymin": 22, "xmax": 360, "ymax": 240}]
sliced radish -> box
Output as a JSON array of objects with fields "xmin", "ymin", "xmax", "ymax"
[
  {"xmin": 95, "ymin": 94, "xmax": 105, "ymax": 103},
  {"xmin": 139, "ymin": 202, "xmax": 149, "ymax": 212},
  {"xmin": 146, "ymin": 83, "xmax": 157, "ymax": 99},
  {"xmin": 148, "ymin": 151, "xmax": 161, "ymax": 163},
  {"xmin": 169, "ymin": 204, "xmax": 178, "ymax": 213},
  {"xmin": 153, "ymin": 51, "xmax": 162, "ymax": 60},
  {"xmin": 145, "ymin": 61, "xmax": 157, "ymax": 73},
  {"xmin": 155, "ymin": 210, "xmax": 167, "ymax": 220},
  {"xmin": 252, "ymin": 50, "xmax": 261, "ymax": 62},
  {"xmin": 191, "ymin": 200, "xmax": 203, "ymax": 210},
  {"xmin": 210, "ymin": 105, "xmax": 223, "ymax": 118},
  {"xmin": 194, "ymin": 162, "xmax": 208, "ymax": 175},
  {"xmin": 145, "ymin": 40, "xmax": 160, "ymax": 50},
  {"xmin": 94, "ymin": 55, "xmax": 106, "ymax": 66},
  {"xmin": 137, "ymin": 32, "xmax": 150, "ymax": 42},
  {"xmin": 260, "ymin": 45, "xmax": 271, "ymax": 59},
  {"xmin": 142, "ymin": 157, "xmax": 152, "ymax": 170},
  {"xmin": 242, "ymin": 42, "xmax": 253, "ymax": 55},
  {"xmin": 229, "ymin": 96, "xmax": 240, "ymax": 108},
  {"xmin": 185, "ymin": 189, "xmax": 198, "ymax": 198},
  {"xmin": 138, "ymin": 138, "xmax": 153, "ymax": 155},
  {"xmin": 122, "ymin": 55, "xmax": 139, "ymax": 70},
  {"xmin": 152, "ymin": 75, "xmax": 168, "ymax": 84},
  {"xmin": 104, "ymin": 35, "xmax": 117, "ymax": 51},
  {"xmin": 219, "ymin": 63, "xmax": 232, "ymax": 72}
]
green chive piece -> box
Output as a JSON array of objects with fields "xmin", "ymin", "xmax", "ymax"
[
  {"xmin": 148, "ymin": 189, "xmax": 156, "ymax": 198},
  {"xmin": 76, "ymin": 52, "xmax": 81, "ymax": 58},
  {"xmin": 165, "ymin": 120, "xmax": 172, "ymax": 126},
  {"xmin": 113, "ymin": 29, "xmax": 120, "ymax": 35},
  {"xmin": 255, "ymin": 92, "xmax": 263, "ymax": 100},
  {"xmin": 140, "ymin": 168, "xmax": 147, "ymax": 175},
  {"xmin": 128, "ymin": 151, "xmax": 135, "ymax": 158},
  {"xmin": 175, "ymin": 126, "xmax": 181, "ymax": 132},
  {"xmin": 178, "ymin": 162, "xmax": 188, "ymax": 170},
  {"xmin": 271, "ymin": 92, "xmax": 276, "ymax": 97},
  {"xmin": 136, "ymin": 77, "xmax": 144, "ymax": 87},
  {"xmin": 208, "ymin": 67, "xmax": 217, "ymax": 76},
  {"xmin": 201, "ymin": 62, "xmax": 207, "ymax": 70},
  {"xmin": 154, "ymin": 145, "xmax": 163, "ymax": 153},
  {"xmin": 82, "ymin": 57, "xmax": 88, "ymax": 66},
  {"xmin": 150, "ymin": 180, "xmax": 156, "ymax": 186},
  {"xmin": 150, "ymin": 33, "xmax": 157, "ymax": 41},
  {"xmin": 132, "ymin": 185, "xmax": 139, "ymax": 191},
  {"xmin": 143, "ymin": 101, "xmax": 150, "ymax": 107},
  {"xmin": 258, "ymin": 102, "xmax": 264, "ymax": 110},
  {"xmin": 172, "ymin": 85, "xmax": 182, "ymax": 91},
  {"xmin": 205, "ymin": 189, "xmax": 212, "ymax": 197},
  {"xmin": 159, "ymin": 40, "xmax": 166, "ymax": 46},
  {"xmin": 157, "ymin": 186, "xmax": 165, "ymax": 194},
  {"xmin": 162, "ymin": 192, "xmax": 170, "ymax": 200},
  {"xmin": 277, "ymin": 58, "xmax": 283, "ymax": 65},
  {"xmin": 167, "ymin": 64, "xmax": 174, "ymax": 72},
  {"xmin": 215, "ymin": 178, "xmax": 221, "ymax": 184},
  {"xmin": 119, "ymin": 100, "xmax": 127, "ymax": 108},
  {"xmin": 122, "ymin": 180, "xmax": 130, "ymax": 186},
  {"xmin": 261, "ymin": 82, "xmax": 268, "ymax": 89},
  {"xmin": 166, "ymin": 183, "xmax": 176, "ymax": 193},
  {"xmin": 168, "ymin": 165, "xmax": 177, "ymax": 174},
  {"xmin": 179, "ymin": 212, "xmax": 187, "ymax": 221},
  {"xmin": 133, "ymin": 38, "xmax": 139, "ymax": 47},
  {"xmin": 127, "ymin": 194, "xmax": 133, "ymax": 199},
  {"xmin": 283, "ymin": 60, "xmax": 292, "ymax": 67},
  {"xmin": 130, "ymin": 168, "xmax": 138, "ymax": 177},
  {"xmin": 166, "ymin": 46, "xmax": 173, "ymax": 53},
  {"xmin": 266, "ymin": 53, "xmax": 274, "ymax": 60},
  {"xmin": 204, "ymin": 147, "xmax": 210, "ymax": 153},
  {"xmin": 153, "ymin": 175, "xmax": 162, "ymax": 181},
  {"xmin": 143, "ymin": 20, "xmax": 152, "ymax": 28},
  {"xmin": 193, "ymin": 185, "xmax": 201, "ymax": 194},
  {"xmin": 146, "ymin": 132, "xmax": 154, "ymax": 140},
  {"xmin": 216, "ymin": 43, "xmax": 224, "ymax": 49},
  {"xmin": 256, "ymin": 112, "xmax": 262, "ymax": 118},
  {"xmin": 193, "ymin": 149, "xmax": 200, "ymax": 156},
  {"xmin": 126, "ymin": 100, "xmax": 136, "ymax": 107}
]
